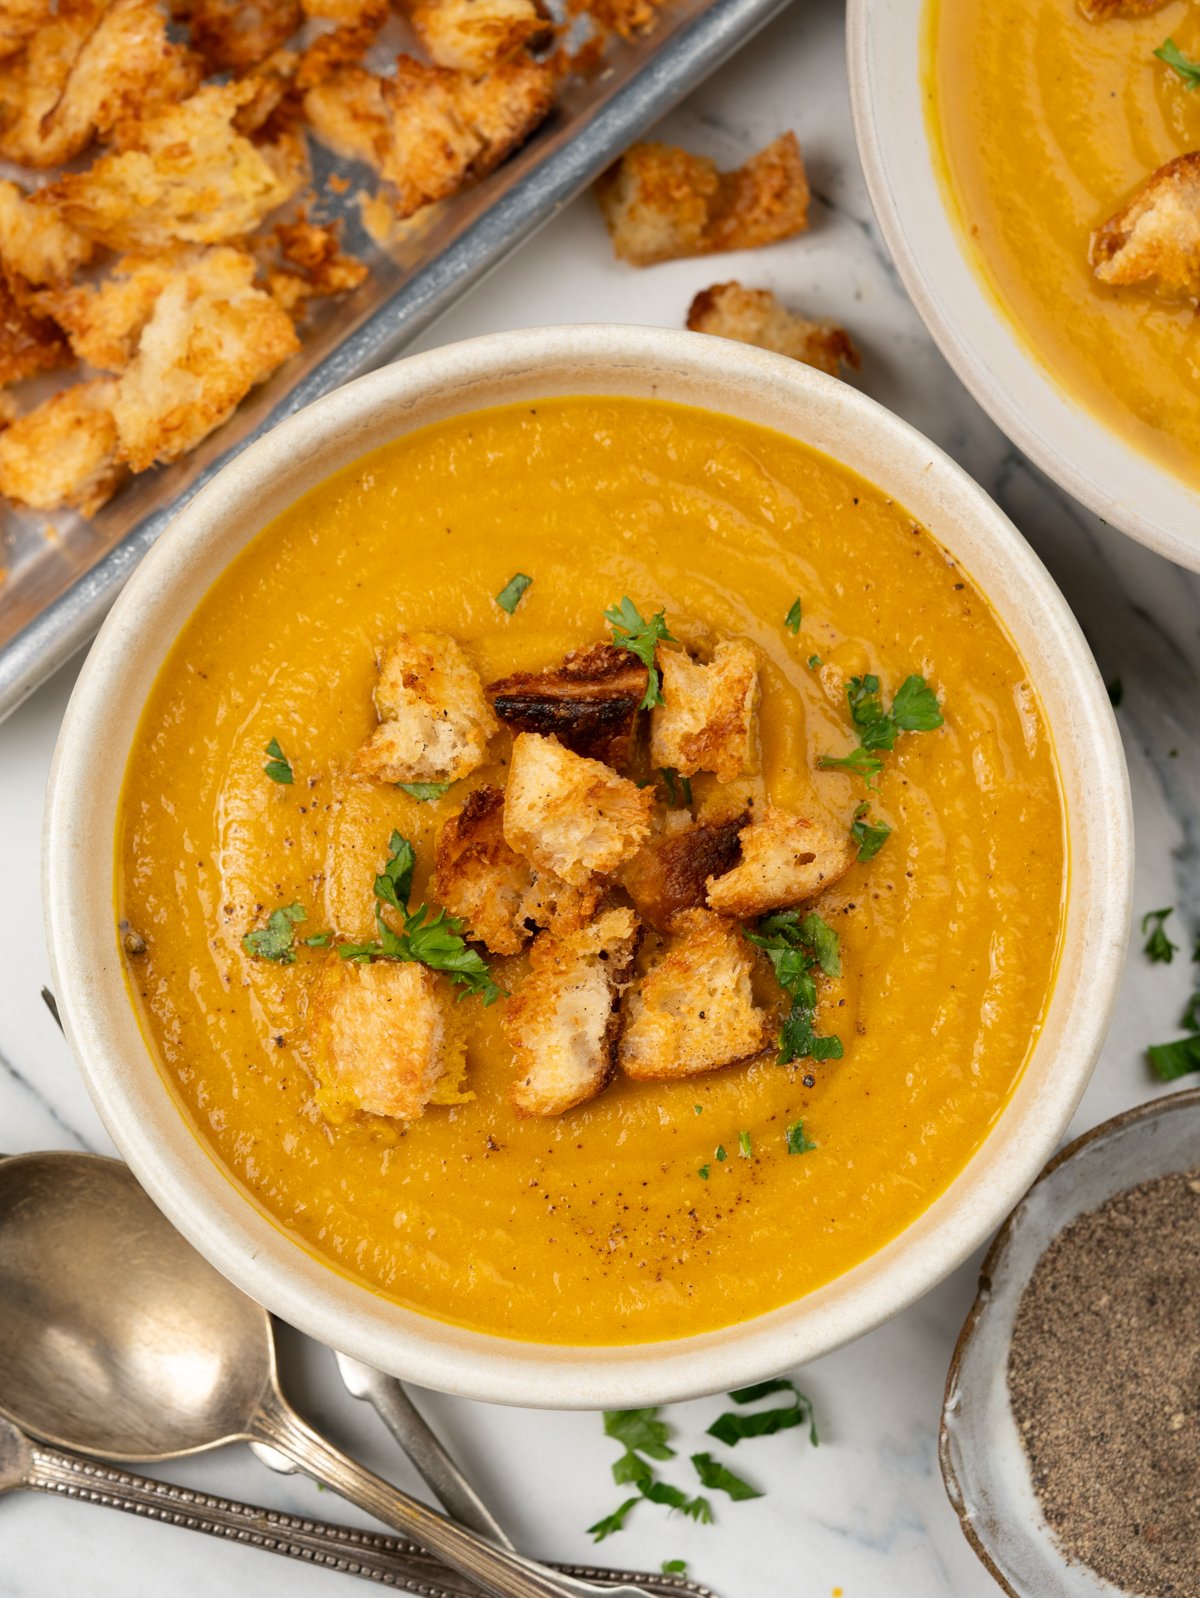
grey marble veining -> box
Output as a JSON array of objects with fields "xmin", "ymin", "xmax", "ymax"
[{"xmin": 1, "ymin": 0, "xmax": 1198, "ymax": 1593}]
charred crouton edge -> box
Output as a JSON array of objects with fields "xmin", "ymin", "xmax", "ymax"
[
  {"xmin": 706, "ymin": 805, "xmax": 854, "ymax": 919},
  {"xmin": 354, "ymin": 630, "xmax": 499, "ymax": 785},
  {"xmin": 619, "ymin": 907, "xmax": 767, "ymax": 1080},
  {"xmin": 687, "ymin": 282, "xmax": 860, "ymax": 379},
  {"xmin": 506, "ymin": 906, "xmax": 641, "ymax": 1116},
  {"xmin": 487, "ymin": 641, "xmax": 648, "ymax": 767},
  {"xmin": 620, "ymin": 810, "xmax": 748, "ymax": 932},
  {"xmin": 433, "ymin": 785, "xmax": 535, "ymax": 956},
  {"xmin": 1091, "ymin": 152, "xmax": 1200, "ymax": 300},
  {"xmin": 649, "ymin": 638, "xmax": 759, "ymax": 783}
]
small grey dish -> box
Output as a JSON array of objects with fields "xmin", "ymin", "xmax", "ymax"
[{"xmin": 940, "ymin": 1087, "xmax": 1200, "ymax": 1598}]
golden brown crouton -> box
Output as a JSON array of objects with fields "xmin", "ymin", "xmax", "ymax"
[
  {"xmin": 307, "ymin": 956, "xmax": 464, "ymax": 1121},
  {"xmin": 504, "ymin": 731, "xmax": 655, "ymax": 887},
  {"xmin": 189, "ymin": 0, "xmax": 302, "ymax": 71},
  {"xmin": 108, "ymin": 245, "xmax": 299, "ymax": 470},
  {"xmin": 583, "ymin": 0, "xmax": 661, "ymax": 38},
  {"xmin": 649, "ymin": 639, "xmax": 758, "ymax": 783},
  {"xmin": 1080, "ymin": 0, "xmax": 1166, "ymax": 16},
  {"xmin": 264, "ymin": 215, "xmax": 368, "ymax": 315},
  {"xmin": 0, "ymin": 381, "xmax": 122, "ymax": 516},
  {"xmin": 505, "ymin": 907, "xmax": 640, "ymax": 1116},
  {"xmin": 517, "ymin": 868, "xmax": 603, "ymax": 937},
  {"xmin": 42, "ymin": 80, "xmax": 307, "ymax": 251},
  {"xmin": 620, "ymin": 908, "xmax": 767, "ymax": 1080},
  {"xmin": 0, "ymin": 182, "xmax": 94, "ymax": 288},
  {"xmin": 487, "ymin": 642, "xmax": 647, "ymax": 767},
  {"xmin": 0, "ymin": 273, "xmax": 71, "ymax": 386},
  {"xmin": 409, "ymin": 0, "xmax": 551, "ymax": 76},
  {"xmin": 620, "ymin": 810, "xmax": 748, "ymax": 933},
  {"xmin": 687, "ymin": 281, "xmax": 860, "ymax": 378},
  {"xmin": 705, "ymin": 805, "xmax": 854, "ymax": 919},
  {"xmin": 295, "ymin": 0, "xmax": 388, "ymax": 87},
  {"xmin": 433, "ymin": 786, "xmax": 535, "ymax": 956},
  {"xmin": 0, "ymin": 0, "xmax": 203, "ymax": 169},
  {"xmin": 0, "ymin": 0, "xmax": 53, "ymax": 62},
  {"xmin": 302, "ymin": 64, "xmax": 389, "ymax": 164},
  {"xmin": 1091, "ymin": 153, "xmax": 1200, "ymax": 299},
  {"xmin": 354, "ymin": 631, "xmax": 499, "ymax": 785},
  {"xmin": 595, "ymin": 133, "xmax": 809, "ymax": 268},
  {"xmin": 36, "ymin": 252, "xmax": 180, "ymax": 371}
]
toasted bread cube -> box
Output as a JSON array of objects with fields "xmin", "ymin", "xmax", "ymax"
[
  {"xmin": 621, "ymin": 810, "xmax": 748, "ymax": 933},
  {"xmin": 619, "ymin": 908, "xmax": 766, "ymax": 1080},
  {"xmin": 0, "ymin": 0, "xmax": 53, "ymax": 62},
  {"xmin": 587, "ymin": 0, "xmax": 660, "ymax": 37},
  {"xmin": 36, "ymin": 252, "xmax": 181, "ymax": 372},
  {"xmin": 265, "ymin": 215, "xmax": 368, "ymax": 315},
  {"xmin": 307, "ymin": 956, "xmax": 463, "ymax": 1121},
  {"xmin": 705, "ymin": 806, "xmax": 854, "ymax": 919},
  {"xmin": 687, "ymin": 282, "xmax": 860, "ymax": 378},
  {"xmin": 506, "ymin": 907, "xmax": 640, "ymax": 1115},
  {"xmin": 649, "ymin": 639, "xmax": 758, "ymax": 783},
  {"xmin": 1081, "ymin": 0, "xmax": 1166, "ymax": 16},
  {"xmin": 517, "ymin": 869, "xmax": 603, "ymax": 937},
  {"xmin": 410, "ymin": 0, "xmax": 551, "ymax": 75},
  {"xmin": 1092, "ymin": 153, "xmax": 1200, "ymax": 299},
  {"xmin": 354, "ymin": 631, "xmax": 498, "ymax": 785},
  {"xmin": 0, "ymin": 181, "xmax": 94, "ymax": 288},
  {"xmin": 433, "ymin": 785, "xmax": 535, "ymax": 955},
  {"xmin": 0, "ymin": 273, "xmax": 71, "ymax": 387},
  {"xmin": 0, "ymin": 381, "xmax": 122, "ymax": 516},
  {"xmin": 303, "ymin": 64, "xmax": 389, "ymax": 164},
  {"xmin": 189, "ymin": 0, "xmax": 302, "ymax": 71},
  {"xmin": 504, "ymin": 732, "xmax": 655, "ymax": 887},
  {"xmin": 488, "ymin": 641, "xmax": 647, "ymax": 767},
  {"xmin": 595, "ymin": 133, "xmax": 809, "ymax": 267}
]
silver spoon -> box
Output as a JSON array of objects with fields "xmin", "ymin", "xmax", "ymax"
[{"xmin": 0, "ymin": 1149, "xmax": 644, "ymax": 1598}]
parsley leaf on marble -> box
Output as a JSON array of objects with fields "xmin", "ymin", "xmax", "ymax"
[
  {"xmin": 691, "ymin": 1451, "xmax": 763, "ymax": 1501},
  {"xmin": 587, "ymin": 1499, "xmax": 641, "ymax": 1541},
  {"xmin": 746, "ymin": 910, "xmax": 843, "ymax": 1065},
  {"xmin": 1183, "ymin": 992, "xmax": 1200, "ymax": 1033},
  {"xmin": 243, "ymin": 902, "xmax": 306, "ymax": 963},
  {"xmin": 495, "ymin": 573, "xmax": 533, "ymax": 614},
  {"xmin": 850, "ymin": 801, "xmax": 891, "ymax": 862},
  {"xmin": 662, "ymin": 1561, "xmax": 689, "ymax": 1576},
  {"xmin": 785, "ymin": 1121, "xmax": 818, "ymax": 1156},
  {"xmin": 603, "ymin": 1409, "xmax": 676, "ymax": 1460},
  {"xmin": 1142, "ymin": 907, "xmax": 1178, "ymax": 964},
  {"xmin": 709, "ymin": 1378, "xmax": 819, "ymax": 1448},
  {"xmin": 263, "ymin": 737, "xmax": 294, "ymax": 785},
  {"xmin": 1155, "ymin": 37, "xmax": 1200, "ymax": 88},
  {"xmin": 819, "ymin": 672, "xmax": 943, "ymax": 787},
  {"xmin": 1148, "ymin": 1034, "xmax": 1200, "ymax": 1082},
  {"xmin": 784, "ymin": 598, "xmax": 803, "ymax": 634},
  {"xmin": 604, "ymin": 596, "xmax": 676, "ymax": 709},
  {"xmin": 398, "ymin": 782, "xmax": 453, "ymax": 802}
]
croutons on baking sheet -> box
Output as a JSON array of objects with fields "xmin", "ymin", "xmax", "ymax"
[
  {"xmin": 705, "ymin": 805, "xmax": 854, "ymax": 919},
  {"xmin": 410, "ymin": 0, "xmax": 552, "ymax": 76},
  {"xmin": 620, "ymin": 908, "xmax": 767, "ymax": 1080},
  {"xmin": 595, "ymin": 133, "xmax": 809, "ymax": 267},
  {"xmin": 620, "ymin": 810, "xmax": 748, "ymax": 933},
  {"xmin": 188, "ymin": 0, "xmax": 302, "ymax": 71},
  {"xmin": 433, "ymin": 785, "xmax": 535, "ymax": 956},
  {"xmin": 263, "ymin": 215, "xmax": 369, "ymax": 316},
  {"xmin": 503, "ymin": 731, "xmax": 656, "ymax": 886},
  {"xmin": 649, "ymin": 638, "xmax": 758, "ymax": 783},
  {"xmin": 0, "ymin": 181, "xmax": 94, "ymax": 288},
  {"xmin": 0, "ymin": 273, "xmax": 71, "ymax": 387},
  {"xmin": 1091, "ymin": 153, "xmax": 1200, "ymax": 300},
  {"xmin": 307, "ymin": 955, "xmax": 465, "ymax": 1121},
  {"xmin": 354, "ymin": 630, "xmax": 499, "ymax": 785},
  {"xmin": 687, "ymin": 282, "xmax": 860, "ymax": 378},
  {"xmin": 505, "ymin": 906, "xmax": 640, "ymax": 1115},
  {"xmin": 0, "ymin": 0, "xmax": 53, "ymax": 63},
  {"xmin": 0, "ymin": 381, "xmax": 122, "ymax": 516},
  {"xmin": 37, "ymin": 252, "xmax": 181, "ymax": 371},
  {"xmin": 487, "ymin": 641, "xmax": 647, "ymax": 767},
  {"xmin": 303, "ymin": 63, "xmax": 389, "ymax": 165}
]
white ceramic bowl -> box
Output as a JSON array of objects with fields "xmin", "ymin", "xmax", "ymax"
[
  {"xmin": 44, "ymin": 325, "xmax": 1132, "ymax": 1409},
  {"xmin": 847, "ymin": 0, "xmax": 1200, "ymax": 573}
]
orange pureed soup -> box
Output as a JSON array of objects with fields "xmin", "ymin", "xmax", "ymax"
[{"xmin": 117, "ymin": 397, "xmax": 1065, "ymax": 1345}]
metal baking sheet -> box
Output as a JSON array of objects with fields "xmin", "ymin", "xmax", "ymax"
[{"xmin": 0, "ymin": 0, "xmax": 793, "ymax": 722}]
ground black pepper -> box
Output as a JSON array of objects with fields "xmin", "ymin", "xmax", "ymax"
[{"xmin": 1008, "ymin": 1170, "xmax": 1200, "ymax": 1597}]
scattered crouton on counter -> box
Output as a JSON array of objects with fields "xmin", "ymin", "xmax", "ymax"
[
  {"xmin": 503, "ymin": 731, "xmax": 656, "ymax": 886},
  {"xmin": 1091, "ymin": 153, "xmax": 1200, "ymax": 300},
  {"xmin": 687, "ymin": 282, "xmax": 860, "ymax": 378},
  {"xmin": 595, "ymin": 132, "xmax": 809, "ymax": 267},
  {"xmin": 620, "ymin": 810, "xmax": 748, "ymax": 932},
  {"xmin": 706, "ymin": 805, "xmax": 855, "ymax": 919},
  {"xmin": 506, "ymin": 906, "xmax": 641, "ymax": 1115},
  {"xmin": 619, "ymin": 907, "xmax": 768, "ymax": 1079},
  {"xmin": 354, "ymin": 631, "xmax": 498, "ymax": 785},
  {"xmin": 649, "ymin": 638, "xmax": 759, "ymax": 782},
  {"xmin": 306, "ymin": 955, "xmax": 465, "ymax": 1121},
  {"xmin": 487, "ymin": 642, "xmax": 648, "ymax": 767}
]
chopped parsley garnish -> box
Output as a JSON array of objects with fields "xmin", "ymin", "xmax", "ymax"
[
  {"xmin": 337, "ymin": 831, "xmax": 502, "ymax": 1003},
  {"xmin": 604, "ymin": 596, "xmax": 676, "ymax": 709},
  {"xmin": 398, "ymin": 781, "xmax": 453, "ymax": 802},
  {"xmin": 603, "ymin": 1408, "xmax": 675, "ymax": 1460},
  {"xmin": 698, "ymin": 1164, "xmax": 710, "ymax": 1180},
  {"xmin": 690, "ymin": 1452, "xmax": 762, "ymax": 1501},
  {"xmin": 785, "ymin": 1121, "xmax": 817, "ymax": 1156},
  {"xmin": 263, "ymin": 737, "xmax": 293, "ymax": 785},
  {"xmin": 784, "ymin": 598, "xmax": 803, "ymax": 634},
  {"xmin": 715, "ymin": 1144, "xmax": 727, "ymax": 1162},
  {"xmin": 1184, "ymin": 991, "xmax": 1200, "ymax": 1032},
  {"xmin": 304, "ymin": 930, "xmax": 334, "ymax": 947},
  {"xmin": 243, "ymin": 902, "xmax": 306, "ymax": 963},
  {"xmin": 819, "ymin": 672, "xmax": 943, "ymax": 787},
  {"xmin": 708, "ymin": 1378, "xmax": 819, "ymax": 1448},
  {"xmin": 495, "ymin": 572, "xmax": 533, "ymax": 614},
  {"xmin": 1142, "ymin": 907, "xmax": 1178, "ymax": 964},
  {"xmin": 850, "ymin": 801, "xmax": 891, "ymax": 862},
  {"xmin": 660, "ymin": 767, "xmax": 693, "ymax": 808},
  {"xmin": 1155, "ymin": 37, "xmax": 1200, "ymax": 88},
  {"xmin": 693, "ymin": 1103, "xmax": 703, "ymax": 1115},
  {"xmin": 746, "ymin": 910, "xmax": 843, "ymax": 1065},
  {"xmin": 807, "ymin": 654, "xmax": 823, "ymax": 670},
  {"xmin": 592, "ymin": 1410, "xmax": 710, "ymax": 1541},
  {"xmin": 662, "ymin": 1560, "xmax": 689, "ymax": 1576},
  {"xmin": 587, "ymin": 1499, "xmax": 640, "ymax": 1541},
  {"xmin": 738, "ymin": 1130, "xmax": 753, "ymax": 1159},
  {"xmin": 1149, "ymin": 1034, "xmax": 1200, "ymax": 1082}
]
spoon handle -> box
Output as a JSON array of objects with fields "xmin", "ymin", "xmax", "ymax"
[{"xmin": 253, "ymin": 1389, "xmax": 645, "ymax": 1598}]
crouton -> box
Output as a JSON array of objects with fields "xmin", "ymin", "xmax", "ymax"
[
  {"xmin": 264, "ymin": 215, "xmax": 368, "ymax": 315},
  {"xmin": 1081, "ymin": 0, "xmax": 1166, "ymax": 16},
  {"xmin": 649, "ymin": 639, "xmax": 758, "ymax": 783},
  {"xmin": 36, "ymin": 252, "xmax": 181, "ymax": 371},
  {"xmin": 0, "ymin": 272, "xmax": 72, "ymax": 386},
  {"xmin": 619, "ymin": 908, "xmax": 767, "ymax": 1080},
  {"xmin": 687, "ymin": 282, "xmax": 860, "ymax": 378},
  {"xmin": 595, "ymin": 133, "xmax": 809, "ymax": 267},
  {"xmin": 354, "ymin": 631, "xmax": 498, "ymax": 785},
  {"xmin": 487, "ymin": 642, "xmax": 647, "ymax": 767},
  {"xmin": 517, "ymin": 868, "xmax": 603, "ymax": 936},
  {"xmin": 584, "ymin": 0, "xmax": 661, "ymax": 38},
  {"xmin": 504, "ymin": 731, "xmax": 655, "ymax": 886},
  {"xmin": 0, "ymin": 0, "xmax": 53, "ymax": 62},
  {"xmin": 705, "ymin": 806, "xmax": 854, "ymax": 919},
  {"xmin": 1091, "ymin": 153, "xmax": 1200, "ymax": 300},
  {"xmin": 621, "ymin": 810, "xmax": 748, "ymax": 933},
  {"xmin": 307, "ymin": 956, "xmax": 464, "ymax": 1121},
  {"xmin": 410, "ymin": 0, "xmax": 551, "ymax": 76},
  {"xmin": 42, "ymin": 80, "xmax": 307, "ymax": 251},
  {"xmin": 0, "ymin": 381, "xmax": 122, "ymax": 516},
  {"xmin": 433, "ymin": 786, "xmax": 535, "ymax": 955},
  {"xmin": 108, "ymin": 245, "xmax": 299, "ymax": 470},
  {"xmin": 302, "ymin": 64, "xmax": 389, "ymax": 164},
  {"xmin": 295, "ymin": 0, "xmax": 388, "ymax": 87},
  {"xmin": 189, "ymin": 0, "xmax": 302, "ymax": 71},
  {"xmin": 0, "ymin": 0, "xmax": 203, "ymax": 169},
  {"xmin": 0, "ymin": 182, "xmax": 94, "ymax": 289},
  {"xmin": 505, "ymin": 906, "xmax": 640, "ymax": 1115}
]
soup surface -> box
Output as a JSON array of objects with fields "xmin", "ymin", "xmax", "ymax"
[
  {"xmin": 117, "ymin": 396, "xmax": 1065, "ymax": 1345},
  {"xmin": 926, "ymin": 0, "xmax": 1200, "ymax": 488}
]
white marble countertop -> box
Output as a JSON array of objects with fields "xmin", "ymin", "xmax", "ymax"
[{"xmin": 3, "ymin": 1, "xmax": 1199, "ymax": 1593}]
